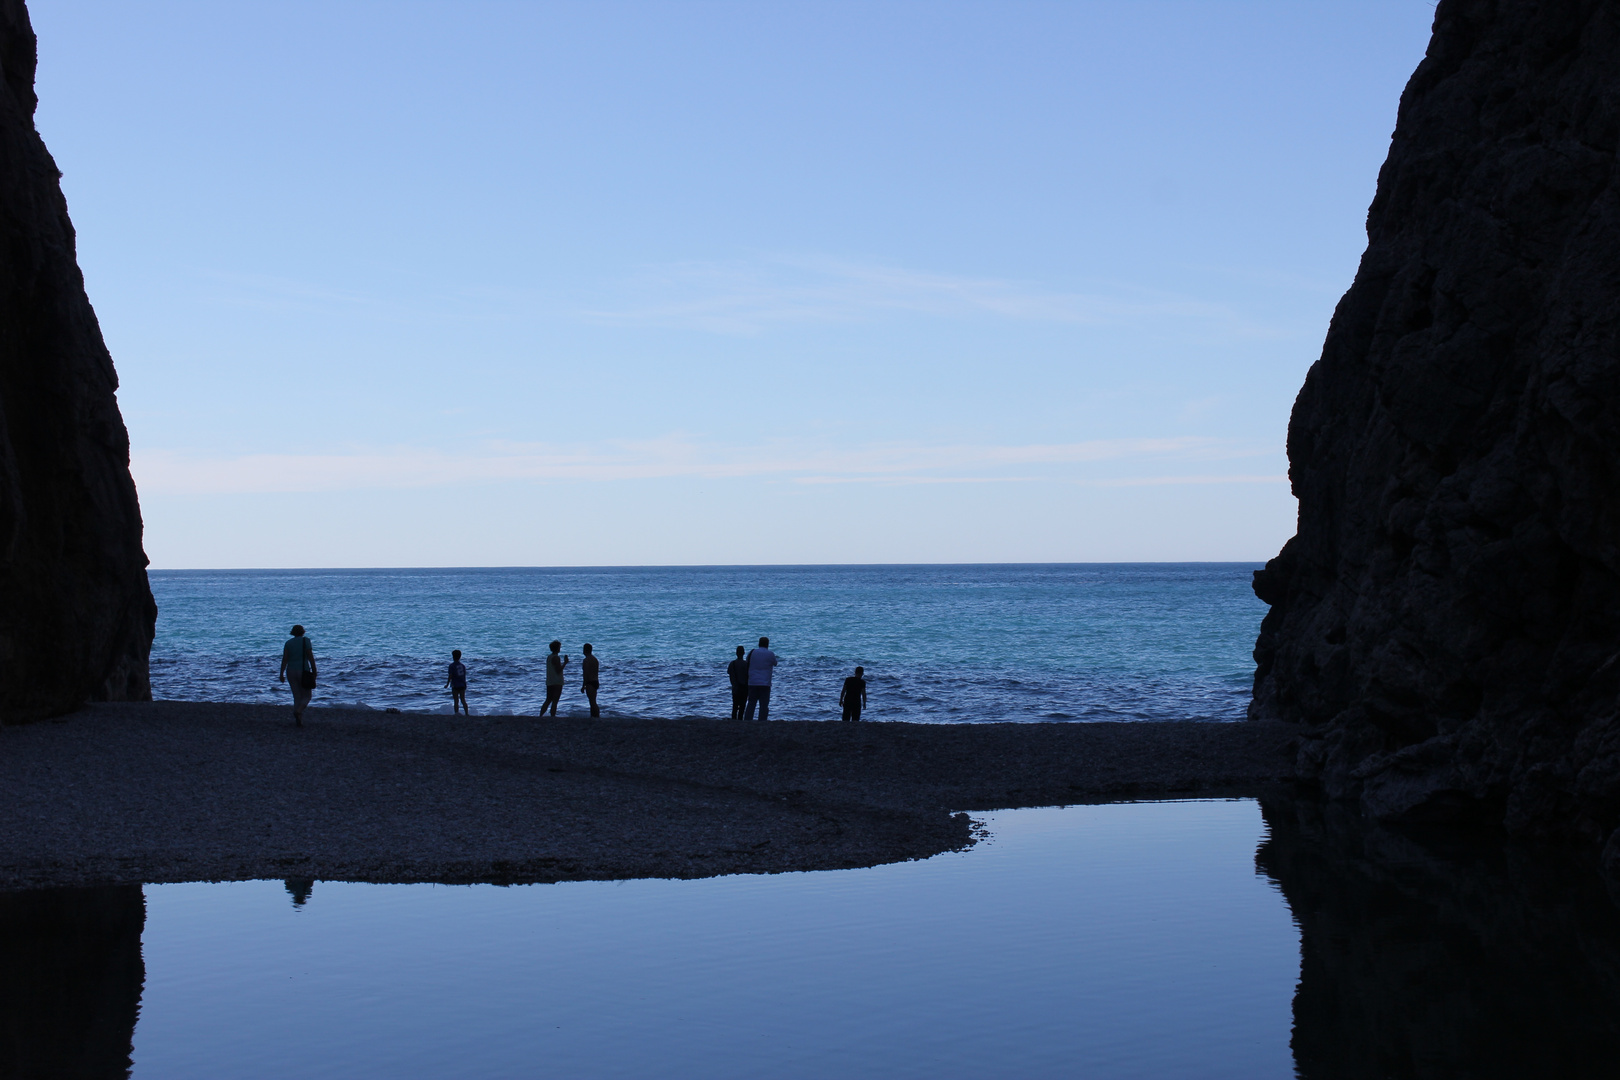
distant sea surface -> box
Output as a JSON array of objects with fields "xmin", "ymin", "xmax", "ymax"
[{"xmin": 149, "ymin": 564, "xmax": 1264, "ymax": 723}]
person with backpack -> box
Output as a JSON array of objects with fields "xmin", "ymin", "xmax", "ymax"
[{"xmin": 278, "ymin": 624, "xmax": 318, "ymax": 727}]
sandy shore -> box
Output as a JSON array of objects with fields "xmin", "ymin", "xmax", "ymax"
[{"xmin": 0, "ymin": 701, "xmax": 1299, "ymax": 889}]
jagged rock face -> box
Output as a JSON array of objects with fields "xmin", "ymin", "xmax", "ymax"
[
  {"xmin": 1252, "ymin": 0, "xmax": 1620, "ymax": 844},
  {"xmin": 0, "ymin": 0, "xmax": 153, "ymax": 719}
]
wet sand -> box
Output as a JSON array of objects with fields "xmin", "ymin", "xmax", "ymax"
[{"xmin": 0, "ymin": 701, "xmax": 1299, "ymax": 889}]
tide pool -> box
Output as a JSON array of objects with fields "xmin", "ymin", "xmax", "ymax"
[
  {"xmin": 131, "ymin": 800, "xmax": 1296, "ymax": 1079},
  {"xmin": 9, "ymin": 797, "xmax": 1620, "ymax": 1077}
]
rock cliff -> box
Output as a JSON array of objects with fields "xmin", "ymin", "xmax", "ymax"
[
  {"xmin": 1252, "ymin": 0, "xmax": 1620, "ymax": 852},
  {"xmin": 0, "ymin": 0, "xmax": 153, "ymax": 719}
]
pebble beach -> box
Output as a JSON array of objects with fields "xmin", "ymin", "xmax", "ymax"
[{"xmin": 0, "ymin": 701, "xmax": 1299, "ymax": 889}]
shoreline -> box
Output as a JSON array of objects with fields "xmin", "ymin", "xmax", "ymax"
[{"xmin": 0, "ymin": 701, "xmax": 1299, "ymax": 890}]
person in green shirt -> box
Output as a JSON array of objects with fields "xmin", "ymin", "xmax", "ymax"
[{"xmin": 278, "ymin": 625, "xmax": 317, "ymax": 727}]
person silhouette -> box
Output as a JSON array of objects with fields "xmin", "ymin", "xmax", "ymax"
[
  {"xmin": 277, "ymin": 625, "xmax": 317, "ymax": 727},
  {"xmin": 581, "ymin": 643, "xmax": 601, "ymax": 717},
  {"xmin": 542, "ymin": 640, "xmax": 569, "ymax": 716},
  {"xmin": 743, "ymin": 636, "xmax": 778, "ymax": 721},
  {"xmin": 727, "ymin": 645, "xmax": 749, "ymax": 720},
  {"xmin": 444, "ymin": 649, "xmax": 468, "ymax": 715},
  {"xmin": 840, "ymin": 666, "xmax": 868, "ymax": 722}
]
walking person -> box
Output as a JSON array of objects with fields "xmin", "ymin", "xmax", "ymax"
[
  {"xmin": 445, "ymin": 649, "xmax": 469, "ymax": 715},
  {"xmin": 581, "ymin": 643, "xmax": 601, "ymax": 717},
  {"xmin": 840, "ymin": 666, "xmax": 868, "ymax": 722},
  {"xmin": 542, "ymin": 640, "xmax": 569, "ymax": 717},
  {"xmin": 743, "ymin": 636, "xmax": 778, "ymax": 721},
  {"xmin": 278, "ymin": 624, "xmax": 317, "ymax": 727},
  {"xmin": 727, "ymin": 645, "xmax": 749, "ymax": 720}
]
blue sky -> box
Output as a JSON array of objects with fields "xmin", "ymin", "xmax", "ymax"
[{"xmin": 32, "ymin": 1, "xmax": 1436, "ymax": 568}]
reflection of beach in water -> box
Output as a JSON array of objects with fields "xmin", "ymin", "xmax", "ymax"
[{"xmin": 3, "ymin": 799, "xmax": 1619, "ymax": 1077}]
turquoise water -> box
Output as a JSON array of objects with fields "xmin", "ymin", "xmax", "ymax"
[{"xmin": 148, "ymin": 563, "xmax": 1264, "ymax": 721}]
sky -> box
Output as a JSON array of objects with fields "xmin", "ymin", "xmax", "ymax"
[{"xmin": 30, "ymin": 1, "xmax": 1438, "ymax": 568}]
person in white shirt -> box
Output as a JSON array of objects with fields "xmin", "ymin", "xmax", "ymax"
[
  {"xmin": 743, "ymin": 636, "xmax": 778, "ymax": 721},
  {"xmin": 543, "ymin": 640, "xmax": 569, "ymax": 716}
]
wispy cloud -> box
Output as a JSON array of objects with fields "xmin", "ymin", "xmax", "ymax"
[
  {"xmin": 181, "ymin": 255, "xmax": 1283, "ymax": 341},
  {"xmin": 1078, "ymin": 473, "xmax": 1287, "ymax": 487},
  {"xmin": 133, "ymin": 435, "xmax": 1281, "ymax": 496},
  {"xmin": 583, "ymin": 255, "xmax": 1272, "ymax": 336},
  {"xmin": 796, "ymin": 473, "xmax": 1288, "ymax": 487}
]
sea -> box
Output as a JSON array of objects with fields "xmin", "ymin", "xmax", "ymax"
[{"xmin": 148, "ymin": 562, "xmax": 1265, "ymax": 722}]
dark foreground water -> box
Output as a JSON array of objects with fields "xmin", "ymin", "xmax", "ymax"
[
  {"xmin": 148, "ymin": 563, "xmax": 1264, "ymax": 722},
  {"xmin": 7, "ymin": 798, "xmax": 1620, "ymax": 1079}
]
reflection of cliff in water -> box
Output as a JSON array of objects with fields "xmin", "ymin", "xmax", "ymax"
[
  {"xmin": 0, "ymin": 885, "xmax": 145, "ymax": 1079},
  {"xmin": 1259, "ymin": 798, "xmax": 1620, "ymax": 1080}
]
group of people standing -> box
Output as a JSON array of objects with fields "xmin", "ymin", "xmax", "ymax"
[
  {"xmin": 279, "ymin": 625, "xmax": 869, "ymax": 724},
  {"xmin": 720, "ymin": 637, "xmax": 867, "ymax": 722},
  {"xmin": 443, "ymin": 639, "xmax": 600, "ymax": 717},
  {"xmin": 727, "ymin": 637, "xmax": 777, "ymax": 721}
]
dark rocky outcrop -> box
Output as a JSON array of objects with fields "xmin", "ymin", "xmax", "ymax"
[
  {"xmin": 1251, "ymin": 0, "xmax": 1620, "ymax": 855},
  {"xmin": 0, "ymin": 0, "xmax": 153, "ymax": 720}
]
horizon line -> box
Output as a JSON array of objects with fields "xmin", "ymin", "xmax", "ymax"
[{"xmin": 147, "ymin": 559, "xmax": 1272, "ymax": 573}]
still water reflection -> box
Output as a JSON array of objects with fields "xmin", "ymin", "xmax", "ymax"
[
  {"xmin": 4, "ymin": 798, "xmax": 1620, "ymax": 1078},
  {"xmin": 1261, "ymin": 798, "xmax": 1620, "ymax": 1079}
]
